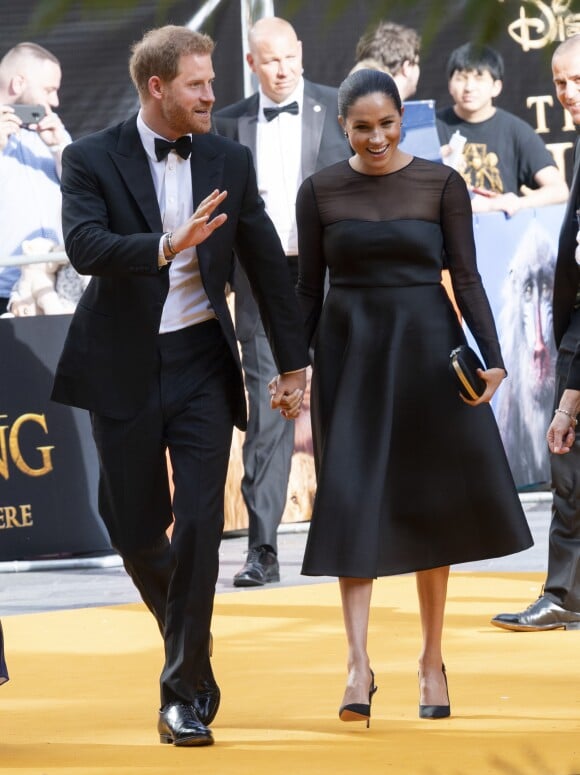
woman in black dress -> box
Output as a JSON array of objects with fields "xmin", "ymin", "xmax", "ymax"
[{"xmin": 294, "ymin": 69, "xmax": 533, "ymax": 724}]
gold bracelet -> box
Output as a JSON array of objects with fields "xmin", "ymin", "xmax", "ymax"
[{"xmin": 555, "ymin": 408, "xmax": 578, "ymax": 427}]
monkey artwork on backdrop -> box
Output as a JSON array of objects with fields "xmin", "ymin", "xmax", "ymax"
[{"xmin": 496, "ymin": 222, "xmax": 557, "ymax": 488}]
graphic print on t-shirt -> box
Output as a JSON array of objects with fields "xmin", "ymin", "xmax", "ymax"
[{"xmin": 462, "ymin": 142, "xmax": 504, "ymax": 193}]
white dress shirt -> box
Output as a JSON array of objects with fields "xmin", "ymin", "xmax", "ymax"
[
  {"xmin": 137, "ymin": 112, "xmax": 215, "ymax": 333},
  {"xmin": 255, "ymin": 79, "xmax": 304, "ymax": 256}
]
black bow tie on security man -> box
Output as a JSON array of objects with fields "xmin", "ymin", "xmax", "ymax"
[
  {"xmin": 263, "ymin": 101, "xmax": 299, "ymax": 122},
  {"xmin": 154, "ymin": 135, "xmax": 192, "ymax": 161}
]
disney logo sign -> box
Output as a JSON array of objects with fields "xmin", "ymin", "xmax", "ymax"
[{"xmin": 501, "ymin": 0, "xmax": 580, "ymax": 51}]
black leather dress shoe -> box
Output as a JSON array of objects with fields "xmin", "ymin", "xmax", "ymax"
[
  {"xmin": 193, "ymin": 678, "xmax": 221, "ymax": 726},
  {"xmin": 233, "ymin": 545, "xmax": 280, "ymax": 587},
  {"xmin": 158, "ymin": 702, "xmax": 213, "ymax": 746},
  {"xmin": 491, "ymin": 595, "xmax": 580, "ymax": 631}
]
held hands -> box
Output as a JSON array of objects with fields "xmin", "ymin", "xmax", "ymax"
[
  {"xmin": 170, "ymin": 189, "xmax": 228, "ymax": 252},
  {"xmin": 460, "ymin": 367, "xmax": 506, "ymax": 407},
  {"xmin": 268, "ymin": 370, "xmax": 307, "ymax": 420}
]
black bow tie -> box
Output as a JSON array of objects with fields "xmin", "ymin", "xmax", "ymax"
[
  {"xmin": 263, "ymin": 101, "xmax": 299, "ymax": 122},
  {"xmin": 154, "ymin": 135, "xmax": 192, "ymax": 161}
]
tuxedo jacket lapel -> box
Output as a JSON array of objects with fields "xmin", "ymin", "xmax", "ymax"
[
  {"xmin": 237, "ymin": 93, "xmax": 259, "ymax": 158},
  {"xmin": 553, "ymin": 137, "xmax": 580, "ymax": 346},
  {"xmin": 190, "ymin": 136, "xmax": 225, "ymax": 207},
  {"xmin": 238, "ymin": 115, "xmax": 257, "ymax": 159},
  {"xmin": 110, "ymin": 118, "xmax": 163, "ymax": 233},
  {"xmin": 563, "ymin": 138, "xmax": 580, "ymax": 237},
  {"xmin": 301, "ymin": 91, "xmax": 326, "ymax": 179},
  {"xmin": 559, "ymin": 138, "xmax": 580, "ymax": 257},
  {"xmin": 189, "ymin": 136, "xmax": 225, "ymax": 273},
  {"xmin": 567, "ymin": 137, "xmax": 580, "ymax": 219}
]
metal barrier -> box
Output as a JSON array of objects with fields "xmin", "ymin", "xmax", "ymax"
[{"xmin": 0, "ymin": 251, "xmax": 68, "ymax": 267}]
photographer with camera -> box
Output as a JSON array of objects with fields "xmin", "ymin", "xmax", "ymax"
[{"xmin": 0, "ymin": 42, "xmax": 70, "ymax": 313}]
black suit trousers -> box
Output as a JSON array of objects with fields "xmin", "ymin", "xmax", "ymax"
[
  {"xmin": 91, "ymin": 319, "xmax": 238, "ymax": 706},
  {"xmin": 546, "ymin": 354, "xmax": 580, "ymax": 611}
]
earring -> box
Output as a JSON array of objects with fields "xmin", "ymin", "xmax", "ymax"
[{"xmin": 344, "ymin": 131, "xmax": 348, "ymax": 137}]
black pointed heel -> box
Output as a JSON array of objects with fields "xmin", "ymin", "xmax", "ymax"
[
  {"xmin": 339, "ymin": 670, "xmax": 378, "ymax": 728},
  {"xmin": 419, "ymin": 664, "xmax": 450, "ymax": 719}
]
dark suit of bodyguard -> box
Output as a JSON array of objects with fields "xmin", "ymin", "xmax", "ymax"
[
  {"xmin": 213, "ymin": 16, "xmax": 349, "ymax": 586},
  {"xmin": 51, "ymin": 26, "xmax": 308, "ymax": 746}
]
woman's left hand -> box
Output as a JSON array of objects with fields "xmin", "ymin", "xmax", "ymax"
[{"xmin": 460, "ymin": 367, "xmax": 506, "ymax": 406}]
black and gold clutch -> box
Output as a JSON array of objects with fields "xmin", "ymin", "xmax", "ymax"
[{"xmin": 449, "ymin": 345, "xmax": 486, "ymax": 400}]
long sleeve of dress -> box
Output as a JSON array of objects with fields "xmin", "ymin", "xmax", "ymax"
[
  {"xmin": 440, "ymin": 171, "xmax": 505, "ymax": 369},
  {"xmin": 296, "ymin": 176, "xmax": 326, "ymax": 348}
]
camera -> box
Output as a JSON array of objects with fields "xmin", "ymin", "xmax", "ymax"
[{"xmin": 12, "ymin": 104, "xmax": 47, "ymax": 126}]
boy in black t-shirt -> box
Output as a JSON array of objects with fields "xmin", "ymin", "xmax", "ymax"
[{"xmin": 437, "ymin": 42, "xmax": 568, "ymax": 216}]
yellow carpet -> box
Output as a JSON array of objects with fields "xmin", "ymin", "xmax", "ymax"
[{"xmin": 2, "ymin": 572, "xmax": 580, "ymax": 775}]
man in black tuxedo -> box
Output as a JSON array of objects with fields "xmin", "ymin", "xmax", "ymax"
[
  {"xmin": 492, "ymin": 34, "xmax": 580, "ymax": 632},
  {"xmin": 51, "ymin": 25, "xmax": 308, "ymax": 746},
  {"xmin": 213, "ymin": 17, "xmax": 349, "ymax": 587}
]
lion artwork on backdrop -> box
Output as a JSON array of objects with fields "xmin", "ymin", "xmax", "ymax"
[{"xmin": 496, "ymin": 222, "xmax": 557, "ymax": 488}]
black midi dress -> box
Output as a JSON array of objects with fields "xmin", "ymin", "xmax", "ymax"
[{"xmin": 296, "ymin": 157, "xmax": 533, "ymax": 578}]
